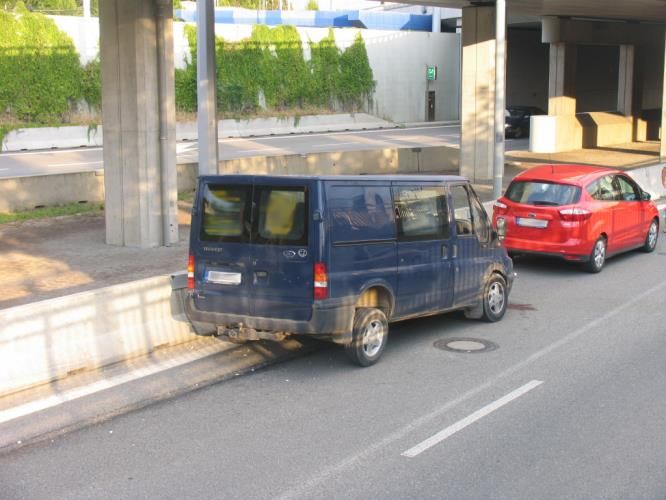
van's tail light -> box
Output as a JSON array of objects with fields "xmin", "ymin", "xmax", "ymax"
[
  {"xmin": 313, "ymin": 262, "xmax": 329, "ymax": 300},
  {"xmin": 559, "ymin": 208, "xmax": 591, "ymax": 222},
  {"xmin": 187, "ymin": 255, "xmax": 195, "ymax": 289}
]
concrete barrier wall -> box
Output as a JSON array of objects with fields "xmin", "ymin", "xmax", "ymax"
[
  {"xmin": 3, "ymin": 125, "xmax": 104, "ymax": 151},
  {"xmin": 627, "ymin": 162, "xmax": 666, "ymax": 200},
  {"xmin": 2, "ymin": 114, "xmax": 395, "ymax": 152},
  {"xmin": 0, "ymin": 275, "xmax": 199, "ymax": 398},
  {"xmin": 0, "ymin": 164, "xmax": 197, "ymax": 213},
  {"xmin": 217, "ymin": 146, "xmax": 460, "ymax": 176},
  {"xmin": 0, "ymin": 146, "xmax": 459, "ymax": 212},
  {"xmin": 0, "ymin": 171, "xmax": 106, "ymax": 213}
]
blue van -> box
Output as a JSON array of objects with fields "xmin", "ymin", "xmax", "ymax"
[{"xmin": 185, "ymin": 175, "xmax": 513, "ymax": 366}]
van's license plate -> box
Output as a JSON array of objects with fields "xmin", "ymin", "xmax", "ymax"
[
  {"xmin": 206, "ymin": 271, "xmax": 242, "ymax": 285},
  {"xmin": 516, "ymin": 217, "xmax": 548, "ymax": 229}
]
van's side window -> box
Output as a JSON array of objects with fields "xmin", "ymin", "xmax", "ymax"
[
  {"xmin": 329, "ymin": 186, "xmax": 394, "ymax": 242},
  {"xmin": 393, "ymin": 186, "xmax": 450, "ymax": 241},
  {"xmin": 451, "ymin": 184, "xmax": 491, "ymax": 244},
  {"xmin": 200, "ymin": 184, "xmax": 251, "ymax": 243}
]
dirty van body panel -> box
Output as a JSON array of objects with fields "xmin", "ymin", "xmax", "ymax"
[
  {"xmin": 325, "ymin": 182, "xmax": 398, "ymax": 314},
  {"xmin": 450, "ymin": 183, "xmax": 508, "ymax": 307},
  {"xmin": 392, "ymin": 182, "xmax": 454, "ymax": 317},
  {"xmin": 190, "ymin": 176, "xmax": 317, "ymax": 323},
  {"xmin": 192, "ymin": 180, "xmax": 255, "ymax": 317},
  {"xmin": 250, "ymin": 182, "xmax": 315, "ymax": 322}
]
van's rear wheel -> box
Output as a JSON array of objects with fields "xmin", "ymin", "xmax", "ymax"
[{"xmin": 345, "ymin": 308, "xmax": 388, "ymax": 367}]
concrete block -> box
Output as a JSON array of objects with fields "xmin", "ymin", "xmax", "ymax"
[{"xmin": 0, "ymin": 275, "xmax": 199, "ymax": 397}]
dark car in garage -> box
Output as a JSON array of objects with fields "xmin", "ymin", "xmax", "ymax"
[{"xmin": 505, "ymin": 106, "xmax": 546, "ymax": 139}]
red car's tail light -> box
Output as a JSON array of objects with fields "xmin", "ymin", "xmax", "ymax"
[
  {"xmin": 559, "ymin": 208, "xmax": 591, "ymax": 222},
  {"xmin": 493, "ymin": 200, "xmax": 508, "ymax": 214}
]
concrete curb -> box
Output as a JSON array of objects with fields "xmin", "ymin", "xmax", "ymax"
[
  {"xmin": 1, "ymin": 113, "xmax": 397, "ymax": 152},
  {"xmin": 0, "ymin": 273, "xmax": 207, "ymax": 398}
]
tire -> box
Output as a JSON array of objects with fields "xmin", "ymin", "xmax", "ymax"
[
  {"xmin": 480, "ymin": 274, "xmax": 508, "ymax": 322},
  {"xmin": 584, "ymin": 237, "xmax": 607, "ymax": 273},
  {"xmin": 640, "ymin": 219, "xmax": 659, "ymax": 253},
  {"xmin": 345, "ymin": 308, "xmax": 388, "ymax": 367}
]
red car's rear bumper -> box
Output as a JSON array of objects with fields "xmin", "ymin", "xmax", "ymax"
[{"xmin": 503, "ymin": 236, "xmax": 593, "ymax": 261}]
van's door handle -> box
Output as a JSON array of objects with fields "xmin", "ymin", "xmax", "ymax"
[
  {"xmin": 441, "ymin": 244, "xmax": 448, "ymax": 259},
  {"xmin": 451, "ymin": 244, "xmax": 457, "ymax": 259}
]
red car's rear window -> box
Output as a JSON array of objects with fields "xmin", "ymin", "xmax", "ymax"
[{"xmin": 506, "ymin": 181, "xmax": 581, "ymax": 206}]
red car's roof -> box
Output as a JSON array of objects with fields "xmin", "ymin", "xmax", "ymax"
[{"xmin": 513, "ymin": 164, "xmax": 619, "ymax": 186}]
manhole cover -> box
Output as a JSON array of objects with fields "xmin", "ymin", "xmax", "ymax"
[{"xmin": 434, "ymin": 338, "xmax": 498, "ymax": 354}]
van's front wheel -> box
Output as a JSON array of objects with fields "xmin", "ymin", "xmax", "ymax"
[
  {"xmin": 345, "ymin": 308, "xmax": 388, "ymax": 367},
  {"xmin": 481, "ymin": 274, "xmax": 507, "ymax": 322}
]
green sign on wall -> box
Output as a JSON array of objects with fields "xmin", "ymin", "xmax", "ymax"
[{"xmin": 426, "ymin": 66, "xmax": 437, "ymax": 81}]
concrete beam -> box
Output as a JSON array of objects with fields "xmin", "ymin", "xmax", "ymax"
[{"xmin": 541, "ymin": 16, "xmax": 663, "ymax": 47}]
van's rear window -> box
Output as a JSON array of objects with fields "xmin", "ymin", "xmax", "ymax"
[
  {"xmin": 254, "ymin": 186, "xmax": 308, "ymax": 246},
  {"xmin": 200, "ymin": 185, "xmax": 251, "ymax": 243},
  {"xmin": 200, "ymin": 184, "xmax": 307, "ymax": 245},
  {"xmin": 506, "ymin": 181, "xmax": 581, "ymax": 206}
]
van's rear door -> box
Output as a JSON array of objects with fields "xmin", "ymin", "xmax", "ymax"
[
  {"xmin": 194, "ymin": 177, "xmax": 315, "ymax": 322},
  {"xmin": 250, "ymin": 181, "xmax": 314, "ymax": 322},
  {"xmin": 194, "ymin": 180, "xmax": 254, "ymax": 316}
]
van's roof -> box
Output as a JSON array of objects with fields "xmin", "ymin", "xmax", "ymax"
[{"xmin": 200, "ymin": 174, "xmax": 468, "ymax": 183}]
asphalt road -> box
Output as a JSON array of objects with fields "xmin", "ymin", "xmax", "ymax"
[
  {"xmin": 0, "ymin": 125, "xmax": 529, "ymax": 179},
  {"xmin": 1, "ymin": 236, "xmax": 665, "ymax": 499}
]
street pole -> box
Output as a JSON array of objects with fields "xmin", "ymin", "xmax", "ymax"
[
  {"xmin": 493, "ymin": 0, "xmax": 506, "ymax": 199},
  {"xmin": 196, "ymin": 0, "xmax": 219, "ymax": 176}
]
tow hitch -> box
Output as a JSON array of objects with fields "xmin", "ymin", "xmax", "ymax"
[{"xmin": 218, "ymin": 324, "xmax": 289, "ymax": 342}]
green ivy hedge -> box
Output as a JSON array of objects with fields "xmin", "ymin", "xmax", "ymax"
[
  {"xmin": 0, "ymin": 8, "xmax": 83, "ymax": 122},
  {"xmin": 0, "ymin": 7, "xmax": 375, "ymax": 126},
  {"xmin": 175, "ymin": 25, "xmax": 376, "ymax": 115}
]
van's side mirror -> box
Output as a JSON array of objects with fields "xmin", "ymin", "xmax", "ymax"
[
  {"xmin": 641, "ymin": 191, "xmax": 652, "ymax": 201},
  {"xmin": 495, "ymin": 217, "xmax": 507, "ymax": 242}
]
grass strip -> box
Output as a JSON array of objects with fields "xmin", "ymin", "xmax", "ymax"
[{"xmin": 0, "ymin": 202, "xmax": 104, "ymax": 224}]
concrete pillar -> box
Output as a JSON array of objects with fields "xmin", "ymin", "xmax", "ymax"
[
  {"xmin": 197, "ymin": 0, "xmax": 218, "ymax": 176},
  {"xmin": 661, "ymin": 29, "xmax": 666, "ymax": 161},
  {"xmin": 100, "ymin": 0, "xmax": 179, "ymax": 248},
  {"xmin": 617, "ymin": 45, "xmax": 634, "ymax": 116},
  {"xmin": 431, "ymin": 7, "xmax": 441, "ymax": 34},
  {"xmin": 548, "ymin": 43, "xmax": 577, "ymax": 116},
  {"xmin": 460, "ymin": 6, "xmax": 497, "ymax": 182}
]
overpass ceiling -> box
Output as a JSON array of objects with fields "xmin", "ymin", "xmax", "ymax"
[{"xmin": 408, "ymin": 0, "xmax": 666, "ymax": 23}]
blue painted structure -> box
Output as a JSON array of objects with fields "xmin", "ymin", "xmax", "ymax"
[{"xmin": 176, "ymin": 8, "xmax": 433, "ymax": 31}]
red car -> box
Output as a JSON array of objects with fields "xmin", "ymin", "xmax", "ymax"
[{"xmin": 492, "ymin": 164, "xmax": 660, "ymax": 272}]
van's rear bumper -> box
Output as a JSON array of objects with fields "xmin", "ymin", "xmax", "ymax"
[{"xmin": 184, "ymin": 294, "xmax": 355, "ymax": 343}]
